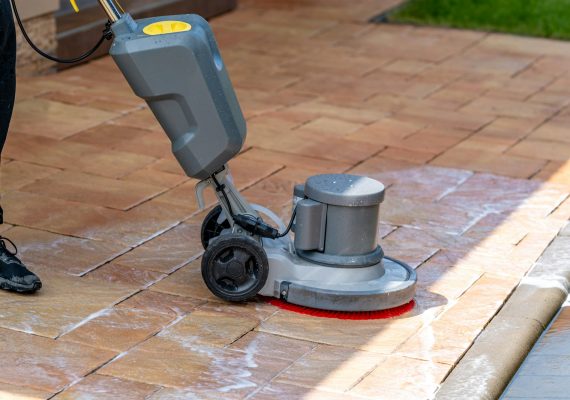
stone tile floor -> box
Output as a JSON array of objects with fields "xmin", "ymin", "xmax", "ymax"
[{"xmin": 2, "ymin": 0, "xmax": 570, "ymax": 398}]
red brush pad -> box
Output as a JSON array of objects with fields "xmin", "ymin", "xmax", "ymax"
[{"xmin": 263, "ymin": 297, "xmax": 415, "ymax": 320}]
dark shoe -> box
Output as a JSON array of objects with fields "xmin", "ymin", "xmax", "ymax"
[{"xmin": 0, "ymin": 236, "xmax": 41, "ymax": 293}]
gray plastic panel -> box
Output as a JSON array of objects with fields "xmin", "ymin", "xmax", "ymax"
[
  {"xmin": 282, "ymin": 257, "xmax": 416, "ymax": 312},
  {"xmin": 304, "ymin": 174, "xmax": 385, "ymax": 207},
  {"xmin": 110, "ymin": 14, "xmax": 246, "ymax": 180},
  {"xmin": 294, "ymin": 199, "xmax": 326, "ymax": 251}
]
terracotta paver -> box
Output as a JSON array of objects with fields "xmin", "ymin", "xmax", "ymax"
[{"xmin": 2, "ymin": 0, "xmax": 570, "ymax": 398}]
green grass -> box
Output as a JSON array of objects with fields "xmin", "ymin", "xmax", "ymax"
[{"xmin": 389, "ymin": 0, "xmax": 570, "ymax": 40}]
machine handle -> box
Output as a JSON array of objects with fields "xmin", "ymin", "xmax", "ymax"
[
  {"xmin": 69, "ymin": 0, "xmax": 79, "ymax": 12},
  {"xmin": 69, "ymin": 0, "xmax": 123, "ymax": 21}
]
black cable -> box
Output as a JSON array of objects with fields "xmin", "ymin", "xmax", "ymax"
[
  {"xmin": 211, "ymin": 174, "xmax": 235, "ymax": 217},
  {"xmin": 10, "ymin": 0, "xmax": 113, "ymax": 64},
  {"xmin": 211, "ymin": 172, "xmax": 296, "ymax": 239},
  {"xmin": 276, "ymin": 207, "xmax": 296, "ymax": 238}
]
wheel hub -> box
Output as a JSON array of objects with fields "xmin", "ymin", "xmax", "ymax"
[{"xmin": 227, "ymin": 260, "xmax": 245, "ymax": 279}]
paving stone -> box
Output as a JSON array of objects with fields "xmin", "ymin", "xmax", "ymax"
[
  {"xmin": 59, "ymin": 307, "xmax": 174, "ymax": 352},
  {"xmin": 0, "ymin": 383, "xmax": 52, "ymax": 400},
  {"xmin": 431, "ymin": 148, "xmax": 546, "ymax": 179},
  {"xmin": 20, "ymin": 170, "xmax": 165, "ymax": 210},
  {"xmin": 351, "ymin": 355, "xmax": 451, "ymax": 400},
  {"xmin": 381, "ymin": 196, "xmax": 483, "ymax": 236},
  {"xmin": 439, "ymin": 173, "xmax": 567, "ymax": 217},
  {"xmin": 121, "ymin": 166, "xmax": 188, "ymax": 188},
  {"xmin": 115, "ymin": 290, "xmax": 206, "ymax": 317},
  {"xmin": 350, "ymin": 162, "xmax": 472, "ymax": 203},
  {"xmin": 0, "ymin": 160, "xmax": 60, "ymax": 192},
  {"xmin": 99, "ymin": 335, "xmax": 291, "ymax": 397},
  {"xmin": 461, "ymin": 97, "xmax": 559, "ymax": 119},
  {"xmin": 40, "ymin": 87, "xmax": 142, "ymax": 114},
  {"xmin": 53, "ymin": 374, "xmax": 160, "ymax": 400},
  {"xmin": 259, "ymin": 308, "xmax": 424, "ymax": 354},
  {"xmin": 249, "ymin": 382, "xmax": 362, "ymax": 400},
  {"xmin": 0, "ymin": 269, "xmax": 135, "ymax": 338},
  {"xmin": 381, "ymin": 227, "xmax": 444, "ymax": 268},
  {"xmin": 111, "ymin": 218, "xmax": 203, "ymax": 273},
  {"xmin": 155, "ymin": 309, "xmax": 258, "ymax": 348},
  {"xmin": 228, "ymin": 331, "xmax": 316, "ymax": 362},
  {"xmin": 241, "ymin": 147, "xmax": 349, "ymax": 173},
  {"xmin": 398, "ymin": 274, "xmax": 519, "ymax": 364},
  {"xmin": 0, "ymin": 328, "xmax": 115, "ymax": 392},
  {"xmin": 274, "ymin": 345, "xmax": 381, "ymax": 392},
  {"xmin": 4, "ymin": 133, "xmax": 157, "ymax": 179},
  {"xmin": 532, "ymin": 160, "xmax": 570, "ymax": 188},
  {"xmin": 2, "ymin": 226, "xmax": 127, "ymax": 276},
  {"xmin": 85, "ymin": 262, "xmax": 167, "ymax": 288},
  {"xmin": 477, "ymin": 116, "xmax": 542, "ymax": 140},
  {"xmin": 150, "ymin": 259, "xmax": 218, "ymax": 301},
  {"xmin": 509, "ymin": 139, "xmax": 570, "ymax": 162},
  {"xmin": 10, "ymin": 99, "xmax": 119, "ymax": 140}
]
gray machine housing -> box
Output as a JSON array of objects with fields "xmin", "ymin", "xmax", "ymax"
[
  {"xmin": 110, "ymin": 14, "xmax": 246, "ymax": 180},
  {"xmin": 107, "ymin": 12, "xmax": 416, "ymax": 312}
]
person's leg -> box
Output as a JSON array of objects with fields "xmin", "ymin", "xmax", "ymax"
[
  {"xmin": 0, "ymin": 0, "xmax": 16, "ymax": 155},
  {"xmin": 0, "ymin": 0, "xmax": 41, "ymax": 293}
]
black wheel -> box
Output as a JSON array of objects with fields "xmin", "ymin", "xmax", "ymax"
[
  {"xmin": 201, "ymin": 234, "xmax": 269, "ymax": 302},
  {"xmin": 201, "ymin": 205, "xmax": 231, "ymax": 249}
]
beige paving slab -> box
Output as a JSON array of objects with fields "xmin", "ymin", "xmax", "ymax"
[
  {"xmin": 228, "ymin": 331, "xmax": 316, "ymax": 362},
  {"xmin": 156, "ymin": 309, "xmax": 258, "ymax": 348},
  {"xmin": 20, "ymin": 170, "xmax": 165, "ymax": 210},
  {"xmin": 99, "ymin": 335, "xmax": 292, "ymax": 397},
  {"xmin": 115, "ymin": 290, "xmax": 206, "ymax": 317},
  {"xmin": 0, "ymin": 383, "xmax": 53, "ymax": 400},
  {"xmin": 0, "ymin": 160, "xmax": 60, "ymax": 192},
  {"xmin": 53, "ymin": 374, "xmax": 160, "ymax": 400},
  {"xmin": 259, "ymin": 307, "xmax": 425, "ymax": 354},
  {"xmin": 4, "ymin": 133, "xmax": 157, "ymax": 179},
  {"xmin": 274, "ymin": 345, "xmax": 381, "ymax": 393},
  {"xmin": 10, "ymin": 99, "xmax": 119, "ymax": 140},
  {"xmin": 112, "ymin": 217, "xmax": 204, "ymax": 273},
  {"xmin": 350, "ymin": 355, "xmax": 451, "ymax": 400},
  {"xmin": 150, "ymin": 259, "xmax": 219, "ymax": 301},
  {"xmin": 3, "ymin": 226, "xmax": 127, "ymax": 276},
  {"xmin": 0, "ymin": 328, "xmax": 116, "ymax": 392},
  {"xmin": 85, "ymin": 262, "xmax": 167, "ymax": 288},
  {"xmin": 0, "ymin": 269, "xmax": 136, "ymax": 338},
  {"xmin": 249, "ymin": 382, "xmax": 364, "ymax": 400},
  {"xmin": 59, "ymin": 308, "xmax": 175, "ymax": 352}
]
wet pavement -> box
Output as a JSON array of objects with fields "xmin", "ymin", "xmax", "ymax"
[{"xmin": 1, "ymin": 0, "xmax": 570, "ymax": 398}]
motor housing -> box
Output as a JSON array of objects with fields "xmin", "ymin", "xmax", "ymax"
[{"xmin": 294, "ymin": 174, "xmax": 385, "ymax": 267}]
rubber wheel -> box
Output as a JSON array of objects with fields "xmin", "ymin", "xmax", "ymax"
[
  {"xmin": 201, "ymin": 234, "xmax": 269, "ymax": 302},
  {"xmin": 201, "ymin": 205, "xmax": 231, "ymax": 249}
]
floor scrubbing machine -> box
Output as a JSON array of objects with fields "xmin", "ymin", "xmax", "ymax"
[{"xmin": 70, "ymin": 0, "xmax": 417, "ymax": 311}]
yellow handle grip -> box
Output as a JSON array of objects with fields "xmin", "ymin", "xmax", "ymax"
[{"xmin": 69, "ymin": 0, "xmax": 79, "ymax": 12}]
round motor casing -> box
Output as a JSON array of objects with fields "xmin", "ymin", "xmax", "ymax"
[{"xmin": 294, "ymin": 174, "xmax": 385, "ymax": 267}]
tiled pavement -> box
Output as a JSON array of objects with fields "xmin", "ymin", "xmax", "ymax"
[{"xmin": 2, "ymin": 0, "xmax": 570, "ymax": 398}]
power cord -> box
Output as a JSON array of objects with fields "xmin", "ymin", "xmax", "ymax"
[
  {"xmin": 10, "ymin": 0, "xmax": 113, "ymax": 64},
  {"xmin": 210, "ymin": 172, "xmax": 296, "ymax": 239}
]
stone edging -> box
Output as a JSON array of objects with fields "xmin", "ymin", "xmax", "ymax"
[{"xmin": 435, "ymin": 222, "xmax": 570, "ymax": 400}]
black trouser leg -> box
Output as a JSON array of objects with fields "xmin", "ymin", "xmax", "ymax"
[{"xmin": 0, "ymin": 0, "xmax": 16, "ymax": 224}]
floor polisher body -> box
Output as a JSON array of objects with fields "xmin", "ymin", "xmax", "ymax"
[{"xmin": 89, "ymin": 0, "xmax": 416, "ymax": 311}]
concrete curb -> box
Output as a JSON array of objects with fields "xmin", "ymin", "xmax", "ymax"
[{"xmin": 436, "ymin": 222, "xmax": 570, "ymax": 400}]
